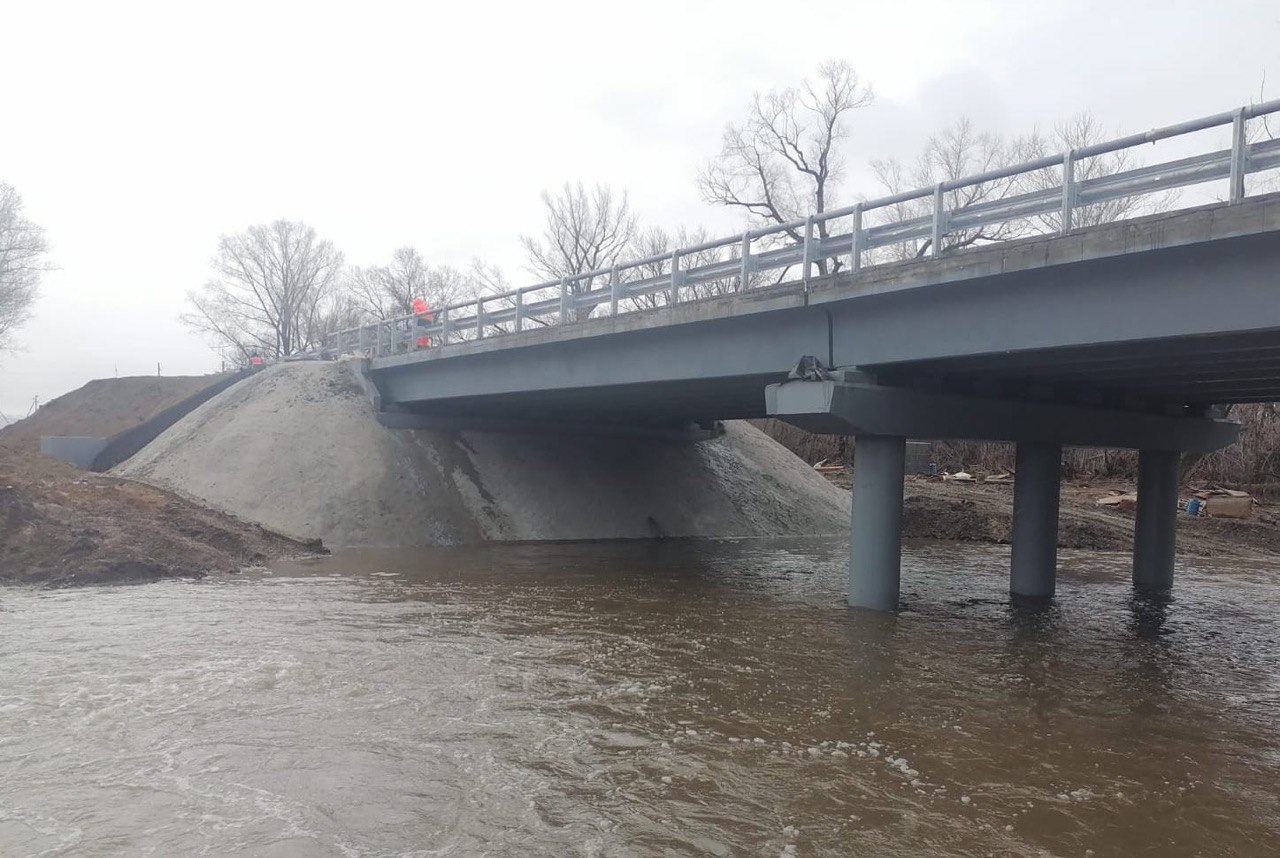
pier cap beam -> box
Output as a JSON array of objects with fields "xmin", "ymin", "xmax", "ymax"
[{"xmin": 765, "ymin": 379, "xmax": 1240, "ymax": 452}]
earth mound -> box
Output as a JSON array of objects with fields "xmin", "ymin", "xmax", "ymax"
[
  {"xmin": 2, "ymin": 373, "xmax": 230, "ymax": 451},
  {"xmin": 116, "ymin": 361, "xmax": 851, "ymax": 548},
  {"xmin": 0, "ymin": 440, "xmax": 316, "ymax": 586}
]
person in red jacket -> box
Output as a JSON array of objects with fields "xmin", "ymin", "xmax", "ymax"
[{"xmin": 412, "ymin": 297, "xmax": 433, "ymax": 348}]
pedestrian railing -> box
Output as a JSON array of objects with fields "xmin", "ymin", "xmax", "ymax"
[{"xmin": 330, "ymin": 100, "xmax": 1280, "ymax": 359}]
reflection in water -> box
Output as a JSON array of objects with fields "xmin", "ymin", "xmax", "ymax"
[
  {"xmin": 0, "ymin": 537, "xmax": 1278, "ymax": 856},
  {"xmin": 1128, "ymin": 591, "xmax": 1174, "ymax": 640}
]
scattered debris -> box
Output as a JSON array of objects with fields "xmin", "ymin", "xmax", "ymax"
[
  {"xmin": 1095, "ymin": 491, "xmax": 1139, "ymax": 512},
  {"xmin": 812, "ymin": 459, "xmax": 845, "ymax": 475},
  {"xmin": 1193, "ymin": 488, "xmax": 1254, "ymax": 520},
  {"xmin": 944, "ymin": 471, "xmax": 975, "ymax": 482}
]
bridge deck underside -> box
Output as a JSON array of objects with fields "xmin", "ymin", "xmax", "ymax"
[
  {"xmin": 390, "ymin": 374, "xmax": 781, "ymax": 426},
  {"xmin": 869, "ymin": 329, "xmax": 1280, "ymax": 407},
  {"xmin": 382, "ymin": 325, "xmax": 1280, "ymax": 427}
]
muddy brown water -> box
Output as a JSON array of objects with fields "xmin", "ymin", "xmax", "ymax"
[{"xmin": 1, "ymin": 539, "xmax": 1278, "ymax": 856}]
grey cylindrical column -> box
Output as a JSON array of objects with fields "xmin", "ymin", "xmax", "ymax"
[
  {"xmin": 849, "ymin": 434, "xmax": 906, "ymax": 611},
  {"xmin": 1133, "ymin": 448, "xmax": 1180, "ymax": 592},
  {"xmin": 1010, "ymin": 441, "xmax": 1062, "ymax": 599}
]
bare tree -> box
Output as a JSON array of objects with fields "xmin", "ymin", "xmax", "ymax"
[
  {"xmin": 870, "ymin": 117, "xmax": 1030, "ymax": 260},
  {"xmin": 870, "ymin": 112, "xmax": 1175, "ymax": 261},
  {"xmin": 1020, "ymin": 112, "xmax": 1176, "ymax": 232},
  {"xmin": 625, "ymin": 225, "xmax": 741, "ymax": 309},
  {"xmin": 303, "ymin": 291, "xmax": 365, "ymax": 352},
  {"xmin": 698, "ymin": 60, "xmax": 873, "ymax": 275},
  {"xmin": 1247, "ymin": 76, "xmax": 1279, "ymax": 194},
  {"xmin": 182, "ymin": 220, "xmax": 345, "ymax": 359},
  {"xmin": 466, "ymin": 258, "xmax": 510, "ymax": 297},
  {"xmin": 521, "ymin": 183, "xmax": 636, "ymax": 319},
  {"xmin": 347, "ymin": 246, "xmax": 471, "ymax": 321},
  {"xmin": 0, "ymin": 183, "xmax": 50, "ymax": 352}
]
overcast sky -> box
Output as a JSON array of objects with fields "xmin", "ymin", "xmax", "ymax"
[{"xmin": 1, "ymin": 0, "xmax": 1277, "ymax": 419}]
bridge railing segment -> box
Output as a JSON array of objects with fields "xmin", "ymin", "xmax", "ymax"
[{"xmin": 330, "ymin": 100, "xmax": 1280, "ymax": 359}]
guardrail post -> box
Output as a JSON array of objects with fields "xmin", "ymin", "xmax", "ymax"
[
  {"xmin": 439, "ymin": 306, "xmax": 451, "ymax": 345},
  {"xmin": 802, "ymin": 215, "xmax": 816, "ymax": 285},
  {"xmin": 559, "ymin": 277, "xmax": 571, "ymax": 324},
  {"xmin": 514, "ymin": 290, "xmax": 524, "ymax": 332},
  {"xmin": 931, "ymin": 183, "xmax": 947, "ymax": 256},
  {"xmin": 475, "ymin": 297, "xmax": 486, "ymax": 339},
  {"xmin": 670, "ymin": 251, "xmax": 683, "ymax": 305},
  {"xmin": 1061, "ymin": 151, "xmax": 1076, "ymax": 233},
  {"xmin": 738, "ymin": 232, "xmax": 752, "ymax": 291},
  {"xmin": 609, "ymin": 265, "xmax": 621, "ymax": 315},
  {"xmin": 1229, "ymin": 107, "xmax": 1248, "ymax": 203},
  {"xmin": 374, "ymin": 323, "xmax": 384, "ymax": 358},
  {"xmin": 849, "ymin": 204, "xmax": 863, "ymax": 273}
]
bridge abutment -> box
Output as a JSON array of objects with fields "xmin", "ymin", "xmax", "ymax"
[
  {"xmin": 1010, "ymin": 441, "xmax": 1062, "ymax": 600},
  {"xmin": 1133, "ymin": 449, "xmax": 1180, "ymax": 593},
  {"xmin": 849, "ymin": 434, "xmax": 906, "ymax": 612}
]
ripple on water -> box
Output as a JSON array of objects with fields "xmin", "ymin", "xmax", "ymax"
[{"xmin": 0, "ymin": 538, "xmax": 1278, "ymax": 855}]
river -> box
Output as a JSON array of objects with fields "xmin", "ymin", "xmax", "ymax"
[{"xmin": 1, "ymin": 538, "xmax": 1278, "ymax": 856}]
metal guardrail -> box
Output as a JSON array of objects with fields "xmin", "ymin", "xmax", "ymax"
[{"xmin": 331, "ymin": 100, "xmax": 1280, "ymax": 358}]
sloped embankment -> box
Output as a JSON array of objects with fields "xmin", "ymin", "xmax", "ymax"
[
  {"xmin": 2, "ymin": 373, "xmax": 230, "ymax": 451},
  {"xmin": 0, "ymin": 440, "xmax": 316, "ymax": 586},
  {"xmin": 116, "ymin": 361, "xmax": 851, "ymax": 548}
]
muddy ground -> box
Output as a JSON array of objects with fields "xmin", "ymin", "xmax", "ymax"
[
  {"xmin": 0, "ymin": 439, "xmax": 320, "ymax": 587},
  {"xmin": 834, "ymin": 471, "xmax": 1280, "ymax": 558}
]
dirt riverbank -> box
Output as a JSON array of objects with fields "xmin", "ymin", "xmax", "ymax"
[
  {"xmin": 0, "ymin": 439, "xmax": 320, "ymax": 587},
  {"xmin": 875, "ymin": 472, "xmax": 1280, "ymax": 558}
]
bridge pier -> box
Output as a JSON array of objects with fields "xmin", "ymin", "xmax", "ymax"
[
  {"xmin": 1010, "ymin": 442, "xmax": 1062, "ymax": 600},
  {"xmin": 1133, "ymin": 449, "xmax": 1180, "ymax": 593},
  {"xmin": 765, "ymin": 377, "xmax": 1236, "ymax": 612},
  {"xmin": 849, "ymin": 434, "xmax": 906, "ymax": 611}
]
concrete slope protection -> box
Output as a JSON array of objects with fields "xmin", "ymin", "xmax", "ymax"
[
  {"xmin": 116, "ymin": 361, "xmax": 850, "ymax": 548},
  {"xmin": 90, "ymin": 370, "xmax": 249, "ymax": 471}
]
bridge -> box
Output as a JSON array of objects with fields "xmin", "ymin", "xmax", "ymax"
[{"xmin": 333, "ymin": 101, "xmax": 1280, "ymax": 611}]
